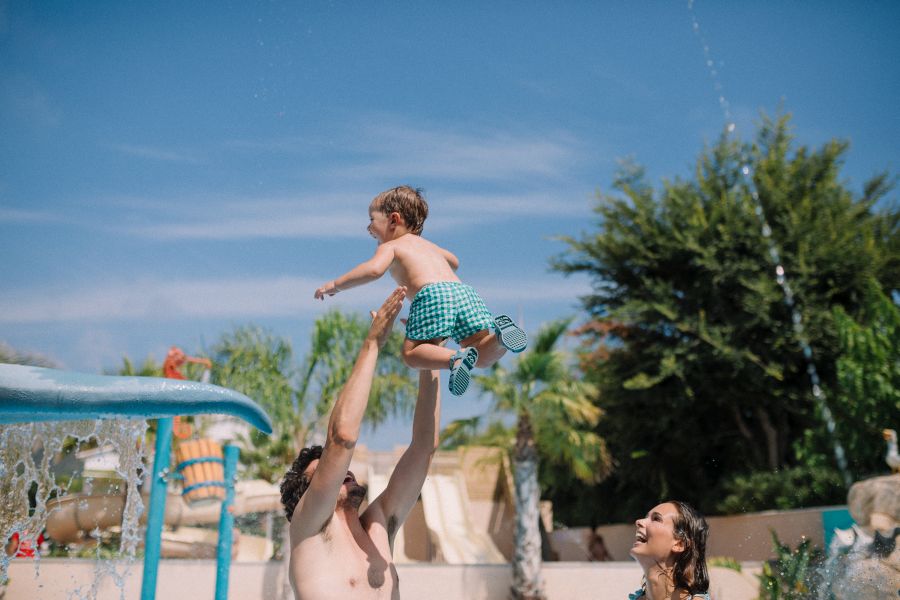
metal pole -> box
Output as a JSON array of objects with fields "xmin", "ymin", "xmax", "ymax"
[
  {"xmin": 215, "ymin": 445, "xmax": 240, "ymax": 600},
  {"xmin": 141, "ymin": 416, "xmax": 173, "ymax": 600}
]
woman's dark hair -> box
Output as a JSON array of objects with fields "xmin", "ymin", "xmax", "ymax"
[
  {"xmin": 668, "ymin": 500, "xmax": 710, "ymax": 594},
  {"xmin": 280, "ymin": 445, "xmax": 323, "ymax": 521}
]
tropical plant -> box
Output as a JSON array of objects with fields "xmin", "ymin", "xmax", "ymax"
[
  {"xmin": 445, "ymin": 319, "xmax": 611, "ymax": 600},
  {"xmin": 297, "ymin": 309, "xmax": 415, "ymax": 430},
  {"xmin": 551, "ymin": 114, "xmax": 898, "ymax": 521},
  {"xmin": 113, "ymin": 355, "xmax": 162, "ymax": 377},
  {"xmin": 758, "ymin": 531, "xmax": 824, "ymax": 599},
  {"xmin": 210, "ymin": 326, "xmax": 304, "ymax": 482}
]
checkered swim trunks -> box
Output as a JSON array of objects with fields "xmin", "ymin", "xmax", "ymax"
[{"xmin": 406, "ymin": 282, "xmax": 494, "ymax": 343}]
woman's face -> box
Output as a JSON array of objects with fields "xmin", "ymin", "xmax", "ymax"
[{"xmin": 629, "ymin": 502, "xmax": 684, "ymax": 566}]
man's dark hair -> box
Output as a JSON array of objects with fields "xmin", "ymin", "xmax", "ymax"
[{"xmin": 280, "ymin": 445, "xmax": 323, "ymax": 522}]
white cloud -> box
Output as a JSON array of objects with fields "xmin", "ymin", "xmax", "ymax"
[
  {"xmin": 0, "ymin": 206, "xmax": 65, "ymax": 223},
  {"xmin": 124, "ymin": 189, "xmax": 591, "ymax": 240},
  {"xmin": 0, "ymin": 274, "xmax": 589, "ymax": 324},
  {"xmin": 472, "ymin": 276, "xmax": 591, "ymax": 305},
  {"xmin": 132, "ymin": 208, "xmax": 364, "ymax": 240},
  {"xmin": 336, "ymin": 120, "xmax": 583, "ymax": 182},
  {"xmin": 54, "ymin": 118, "xmax": 594, "ymax": 240}
]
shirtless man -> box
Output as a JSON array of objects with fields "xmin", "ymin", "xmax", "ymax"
[{"xmin": 280, "ymin": 287, "xmax": 440, "ymax": 599}]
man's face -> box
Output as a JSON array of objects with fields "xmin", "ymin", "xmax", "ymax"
[{"xmin": 303, "ymin": 459, "xmax": 368, "ymax": 509}]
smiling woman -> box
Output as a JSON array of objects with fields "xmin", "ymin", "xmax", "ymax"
[{"xmin": 628, "ymin": 501, "xmax": 710, "ymax": 600}]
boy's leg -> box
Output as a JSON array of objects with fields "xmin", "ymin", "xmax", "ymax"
[
  {"xmin": 403, "ymin": 337, "xmax": 479, "ymax": 396},
  {"xmin": 460, "ymin": 329, "xmax": 507, "ymax": 368},
  {"xmin": 402, "ymin": 337, "xmax": 456, "ymax": 370}
]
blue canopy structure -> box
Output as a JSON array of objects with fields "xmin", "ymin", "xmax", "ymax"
[
  {"xmin": 0, "ymin": 362, "xmax": 274, "ymax": 600},
  {"xmin": 0, "ymin": 363, "xmax": 272, "ymax": 434}
]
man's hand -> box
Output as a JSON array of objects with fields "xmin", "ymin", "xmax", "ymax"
[
  {"xmin": 314, "ymin": 281, "xmax": 338, "ymax": 300},
  {"xmin": 367, "ymin": 286, "xmax": 406, "ymax": 348}
]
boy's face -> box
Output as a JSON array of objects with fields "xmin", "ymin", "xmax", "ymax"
[{"xmin": 367, "ymin": 207, "xmax": 391, "ymax": 243}]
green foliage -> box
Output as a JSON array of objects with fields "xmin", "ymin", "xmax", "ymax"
[
  {"xmin": 551, "ymin": 114, "xmax": 898, "ymax": 522},
  {"xmin": 439, "ymin": 418, "xmax": 513, "ymax": 451},
  {"xmin": 716, "ymin": 466, "xmax": 845, "ymax": 514},
  {"xmin": 209, "ymin": 315, "xmax": 414, "ymax": 482},
  {"xmin": 758, "ymin": 532, "xmax": 824, "ymax": 600},
  {"xmin": 708, "ymin": 556, "xmax": 742, "ymax": 572},
  {"xmin": 830, "ymin": 280, "xmax": 900, "ymax": 475},
  {"xmin": 113, "ymin": 355, "xmax": 162, "ymax": 377},
  {"xmin": 298, "ymin": 310, "xmax": 414, "ymax": 426},
  {"xmin": 446, "ymin": 319, "xmax": 610, "ymax": 600},
  {"xmin": 460, "ymin": 319, "xmax": 612, "ymax": 487}
]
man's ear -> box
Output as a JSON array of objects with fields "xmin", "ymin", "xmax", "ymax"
[{"xmin": 389, "ymin": 212, "xmax": 403, "ymax": 226}]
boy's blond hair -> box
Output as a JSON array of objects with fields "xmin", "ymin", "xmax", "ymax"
[{"xmin": 371, "ymin": 185, "xmax": 428, "ymax": 235}]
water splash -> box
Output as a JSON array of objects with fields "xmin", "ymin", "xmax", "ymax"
[
  {"xmin": 687, "ymin": 1, "xmax": 851, "ymax": 486},
  {"xmin": 0, "ymin": 418, "xmax": 147, "ymax": 597}
]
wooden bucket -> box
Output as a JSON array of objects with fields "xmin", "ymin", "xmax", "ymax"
[{"xmin": 174, "ymin": 438, "xmax": 225, "ymax": 506}]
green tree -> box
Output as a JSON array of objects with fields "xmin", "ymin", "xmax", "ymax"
[
  {"xmin": 828, "ymin": 279, "xmax": 900, "ymax": 475},
  {"xmin": 552, "ymin": 114, "xmax": 898, "ymax": 520},
  {"xmin": 445, "ymin": 319, "xmax": 611, "ymax": 600},
  {"xmin": 210, "ymin": 326, "xmax": 303, "ymax": 482}
]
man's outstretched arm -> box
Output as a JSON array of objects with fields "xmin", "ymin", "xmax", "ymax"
[
  {"xmin": 291, "ymin": 286, "xmax": 406, "ymax": 539},
  {"xmin": 364, "ymin": 368, "xmax": 440, "ymax": 541}
]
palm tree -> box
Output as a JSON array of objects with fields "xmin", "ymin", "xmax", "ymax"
[
  {"xmin": 297, "ymin": 309, "xmax": 415, "ymax": 432},
  {"xmin": 211, "ymin": 312, "xmax": 416, "ymax": 482},
  {"xmin": 463, "ymin": 319, "xmax": 612, "ymax": 600}
]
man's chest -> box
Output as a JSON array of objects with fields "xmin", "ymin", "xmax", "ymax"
[{"xmin": 292, "ymin": 529, "xmax": 398, "ymax": 599}]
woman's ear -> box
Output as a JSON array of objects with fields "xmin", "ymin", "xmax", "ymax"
[{"xmin": 671, "ymin": 536, "xmax": 686, "ymax": 554}]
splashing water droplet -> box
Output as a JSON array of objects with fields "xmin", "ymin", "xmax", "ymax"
[{"xmin": 688, "ymin": 1, "xmax": 852, "ymax": 486}]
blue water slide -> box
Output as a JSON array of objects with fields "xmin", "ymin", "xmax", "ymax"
[{"xmin": 0, "ymin": 363, "xmax": 272, "ymax": 434}]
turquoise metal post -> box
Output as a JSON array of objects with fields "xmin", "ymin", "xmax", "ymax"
[
  {"xmin": 141, "ymin": 416, "xmax": 173, "ymax": 600},
  {"xmin": 215, "ymin": 445, "xmax": 240, "ymax": 600}
]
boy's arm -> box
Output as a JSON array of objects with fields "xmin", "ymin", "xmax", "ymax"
[
  {"xmin": 315, "ymin": 243, "xmax": 396, "ymax": 299},
  {"xmin": 441, "ymin": 247, "xmax": 460, "ymax": 271}
]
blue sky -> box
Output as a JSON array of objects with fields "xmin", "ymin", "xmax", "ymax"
[{"xmin": 2, "ymin": 2, "xmax": 898, "ymax": 449}]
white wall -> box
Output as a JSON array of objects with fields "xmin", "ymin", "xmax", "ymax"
[{"xmin": 5, "ymin": 559, "xmax": 759, "ymax": 599}]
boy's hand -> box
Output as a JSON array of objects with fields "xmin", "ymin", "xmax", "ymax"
[
  {"xmin": 367, "ymin": 287, "xmax": 406, "ymax": 348},
  {"xmin": 314, "ymin": 281, "xmax": 338, "ymax": 300}
]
